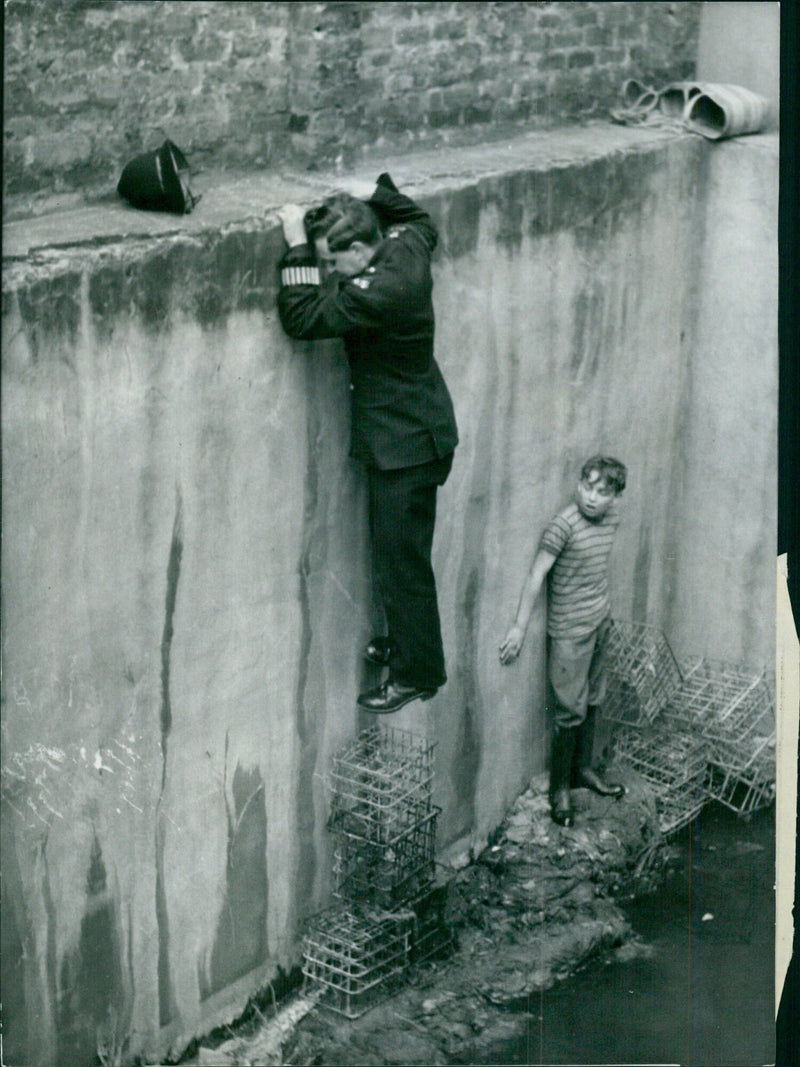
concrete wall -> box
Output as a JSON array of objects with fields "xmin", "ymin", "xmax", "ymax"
[
  {"xmin": 696, "ymin": 1, "xmax": 780, "ymax": 122},
  {"xmin": 1, "ymin": 125, "xmax": 777, "ymax": 1065},
  {"xmin": 667, "ymin": 135, "xmax": 779, "ymax": 663},
  {"xmin": 3, "ymin": 0, "xmax": 702, "ymax": 198}
]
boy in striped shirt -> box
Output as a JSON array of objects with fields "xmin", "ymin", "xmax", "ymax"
[{"xmin": 500, "ymin": 456, "xmax": 627, "ymax": 827}]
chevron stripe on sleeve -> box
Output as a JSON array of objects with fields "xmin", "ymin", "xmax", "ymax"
[{"xmin": 281, "ymin": 265, "xmax": 320, "ymax": 287}]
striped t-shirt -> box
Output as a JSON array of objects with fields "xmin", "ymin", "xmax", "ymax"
[{"xmin": 539, "ymin": 500, "xmax": 621, "ymax": 638}]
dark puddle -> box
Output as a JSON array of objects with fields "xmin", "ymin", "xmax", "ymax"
[{"xmin": 471, "ymin": 803, "xmax": 775, "ymax": 1067}]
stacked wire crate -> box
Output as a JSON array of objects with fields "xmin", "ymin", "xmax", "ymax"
[
  {"xmin": 327, "ymin": 725, "xmax": 439, "ymax": 908},
  {"xmin": 611, "ymin": 723, "xmax": 709, "ymax": 837},
  {"xmin": 604, "ymin": 620, "xmax": 775, "ymax": 836},
  {"xmin": 301, "ymin": 725, "xmax": 449, "ymax": 1017},
  {"xmin": 661, "ymin": 658, "xmax": 776, "ymax": 815},
  {"xmin": 603, "ymin": 620, "xmax": 684, "ymax": 728},
  {"xmin": 301, "ymin": 906, "xmax": 416, "ymax": 1020}
]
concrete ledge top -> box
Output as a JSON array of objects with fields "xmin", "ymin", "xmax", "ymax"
[{"xmin": 2, "ymin": 122, "xmax": 777, "ymax": 271}]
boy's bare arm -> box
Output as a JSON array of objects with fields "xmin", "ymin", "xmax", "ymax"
[{"xmin": 499, "ymin": 548, "xmax": 557, "ymax": 664}]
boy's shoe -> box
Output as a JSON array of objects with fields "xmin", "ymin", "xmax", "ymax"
[
  {"xmin": 357, "ymin": 678, "xmax": 437, "ymax": 713},
  {"xmin": 551, "ymin": 786, "xmax": 574, "ymax": 827},
  {"xmin": 549, "ymin": 724, "xmax": 577, "ymax": 827},
  {"xmin": 363, "ymin": 636, "xmax": 393, "ymax": 666},
  {"xmin": 577, "ymin": 767, "xmax": 626, "ymax": 799},
  {"xmin": 573, "ymin": 705, "xmax": 625, "ymax": 798}
]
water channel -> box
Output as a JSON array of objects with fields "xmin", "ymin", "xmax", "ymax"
[{"xmin": 471, "ymin": 802, "xmax": 775, "ymax": 1067}]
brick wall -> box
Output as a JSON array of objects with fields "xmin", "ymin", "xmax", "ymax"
[{"xmin": 3, "ymin": 1, "xmax": 701, "ymax": 197}]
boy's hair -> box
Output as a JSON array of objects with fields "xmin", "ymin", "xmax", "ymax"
[
  {"xmin": 304, "ymin": 193, "xmax": 382, "ymax": 251},
  {"xmin": 580, "ymin": 455, "xmax": 627, "ymax": 494}
]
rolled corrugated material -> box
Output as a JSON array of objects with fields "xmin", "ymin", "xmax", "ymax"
[
  {"xmin": 683, "ymin": 83, "xmax": 769, "ymax": 140},
  {"xmin": 622, "ymin": 79, "xmax": 649, "ymax": 107},
  {"xmin": 658, "ymin": 81, "xmax": 704, "ymax": 118},
  {"xmin": 622, "ymin": 79, "xmax": 656, "ymax": 108}
]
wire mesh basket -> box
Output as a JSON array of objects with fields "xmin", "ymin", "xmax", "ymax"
[
  {"xmin": 605, "ymin": 629, "xmax": 776, "ymax": 824},
  {"xmin": 613, "ymin": 725, "xmax": 709, "ymax": 790},
  {"xmin": 327, "ymin": 725, "xmax": 436, "ymax": 844},
  {"xmin": 603, "ymin": 620, "xmax": 683, "ymax": 727},
  {"xmin": 704, "ymin": 760, "xmax": 776, "ymax": 816},
  {"xmin": 655, "ymin": 776, "xmax": 709, "ymax": 838},
  {"xmin": 661, "ymin": 659, "xmax": 775, "ymax": 748},
  {"xmin": 707, "ymin": 729, "xmax": 776, "ymax": 777},
  {"xmin": 613, "ymin": 724, "xmax": 709, "ymax": 837},
  {"xmin": 660, "ymin": 658, "xmax": 776, "ymax": 809},
  {"xmin": 301, "ymin": 905, "xmax": 415, "ymax": 1019},
  {"xmin": 332, "ymin": 807, "xmax": 440, "ymax": 908}
]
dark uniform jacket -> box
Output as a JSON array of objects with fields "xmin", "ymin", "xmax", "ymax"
[{"xmin": 277, "ymin": 173, "xmax": 459, "ymax": 470}]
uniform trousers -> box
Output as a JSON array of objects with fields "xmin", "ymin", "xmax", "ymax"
[
  {"xmin": 367, "ymin": 452, "xmax": 453, "ymax": 690},
  {"xmin": 547, "ymin": 617, "xmax": 611, "ymax": 729}
]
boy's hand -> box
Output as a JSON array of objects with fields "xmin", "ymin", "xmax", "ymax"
[
  {"xmin": 499, "ymin": 625, "xmax": 525, "ymax": 664},
  {"xmin": 278, "ymin": 204, "xmax": 307, "ymax": 247}
]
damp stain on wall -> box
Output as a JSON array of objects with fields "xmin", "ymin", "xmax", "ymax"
[
  {"xmin": 292, "ymin": 359, "xmax": 324, "ymax": 922},
  {"xmin": 453, "ymin": 565, "xmax": 483, "ymax": 828},
  {"xmin": 200, "ymin": 760, "xmax": 268, "ymax": 999},
  {"xmin": 155, "ymin": 489, "xmax": 183, "ymax": 1027},
  {"xmin": 56, "ymin": 836, "xmax": 126, "ymax": 1067}
]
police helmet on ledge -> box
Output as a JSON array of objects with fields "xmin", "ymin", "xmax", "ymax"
[{"xmin": 117, "ymin": 140, "xmax": 200, "ymax": 214}]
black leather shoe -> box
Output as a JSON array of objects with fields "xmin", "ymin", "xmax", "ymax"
[
  {"xmin": 578, "ymin": 767, "xmax": 626, "ymax": 799},
  {"xmin": 363, "ymin": 635, "xmax": 393, "ymax": 666},
  {"xmin": 357, "ymin": 679, "xmax": 437, "ymax": 714}
]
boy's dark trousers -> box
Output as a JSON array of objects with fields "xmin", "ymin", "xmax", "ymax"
[{"xmin": 367, "ymin": 453, "xmax": 453, "ymax": 691}]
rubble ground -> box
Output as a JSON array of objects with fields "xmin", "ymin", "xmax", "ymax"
[{"xmin": 186, "ymin": 766, "xmax": 664, "ymax": 1067}]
